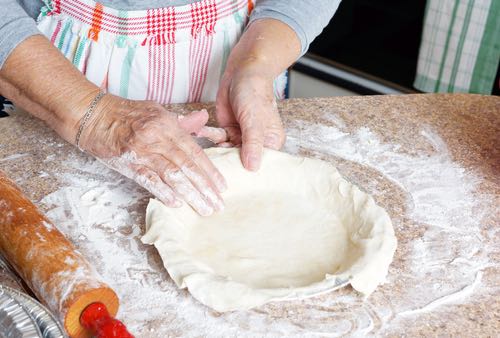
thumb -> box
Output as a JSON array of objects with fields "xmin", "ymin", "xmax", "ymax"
[
  {"xmin": 240, "ymin": 114, "xmax": 265, "ymax": 172},
  {"xmin": 177, "ymin": 109, "xmax": 209, "ymax": 134}
]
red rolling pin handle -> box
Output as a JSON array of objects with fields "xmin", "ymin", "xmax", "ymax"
[
  {"xmin": 80, "ymin": 303, "xmax": 134, "ymax": 338},
  {"xmin": 0, "ymin": 170, "xmax": 121, "ymax": 337}
]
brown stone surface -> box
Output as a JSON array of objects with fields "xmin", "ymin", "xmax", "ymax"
[{"xmin": 0, "ymin": 93, "xmax": 498, "ymax": 336}]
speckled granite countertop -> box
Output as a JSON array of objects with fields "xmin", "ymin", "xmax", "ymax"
[{"xmin": 0, "ymin": 93, "xmax": 498, "ymax": 337}]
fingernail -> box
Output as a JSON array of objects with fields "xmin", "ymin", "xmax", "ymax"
[
  {"xmin": 193, "ymin": 199, "xmax": 214, "ymax": 216},
  {"xmin": 202, "ymin": 187, "xmax": 224, "ymax": 213},
  {"xmin": 219, "ymin": 142, "xmax": 233, "ymax": 148},
  {"xmin": 213, "ymin": 197, "xmax": 225, "ymax": 212},
  {"xmin": 198, "ymin": 205, "xmax": 214, "ymax": 217},
  {"xmin": 247, "ymin": 154, "xmax": 261, "ymax": 171},
  {"xmin": 172, "ymin": 199, "xmax": 183, "ymax": 208},
  {"xmin": 215, "ymin": 174, "xmax": 228, "ymax": 192}
]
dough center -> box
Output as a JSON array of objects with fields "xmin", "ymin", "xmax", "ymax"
[{"xmin": 186, "ymin": 192, "xmax": 349, "ymax": 289}]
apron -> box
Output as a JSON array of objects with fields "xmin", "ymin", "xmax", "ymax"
[{"xmin": 37, "ymin": 0, "xmax": 287, "ymax": 104}]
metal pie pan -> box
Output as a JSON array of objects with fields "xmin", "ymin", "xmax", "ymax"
[
  {"xmin": 0, "ymin": 287, "xmax": 41, "ymax": 338},
  {"xmin": 0, "ymin": 285, "xmax": 66, "ymax": 338}
]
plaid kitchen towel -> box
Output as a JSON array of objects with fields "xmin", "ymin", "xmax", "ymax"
[{"xmin": 414, "ymin": 0, "xmax": 499, "ymax": 94}]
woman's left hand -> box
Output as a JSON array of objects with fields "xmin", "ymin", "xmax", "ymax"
[
  {"xmin": 207, "ymin": 18, "xmax": 301, "ymax": 172},
  {"xmin": 213, "ymin": 60, "xmax": 285, "ymax": 171}
]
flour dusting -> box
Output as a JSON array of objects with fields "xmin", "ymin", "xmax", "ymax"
[
  {"xmin": 0, "ymin": 153, "xmax": 28, "ymax": 162},
  {"xmin": 283, "ymin": 117, "xmax": 493, "ymax": 331},
  {"xmin": 38, "ymin": 113, "xmax": 493, "ymax": 336}
]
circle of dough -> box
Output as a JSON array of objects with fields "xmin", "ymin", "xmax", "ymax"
[{"xmin": 143, "ymin": 148, "xmax": 397, "ymax": 312}]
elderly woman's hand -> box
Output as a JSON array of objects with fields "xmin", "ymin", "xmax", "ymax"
[
  {"xmin": 78, "ymin": 95, "xmax": 226, "ymax": 216},
  {"xmin": 213, "ymin": 19, "xmax": 301, "ymax": 171},
  {"xmin": 215, "ymin": 60, "xmax": 285, "ymax": 171},
  {"xmin": 0, "ymin": 36, "xmax": 226, "ymax": 216}
]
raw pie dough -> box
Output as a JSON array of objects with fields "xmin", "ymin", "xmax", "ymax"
[{"xmin": 142, "ymin": 148, "xmax": 397, "ymax": 312}]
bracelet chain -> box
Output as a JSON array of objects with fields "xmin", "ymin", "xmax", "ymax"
[{"xmin": 75, "ymin": 90, "xmax": 106, "ymax": 150}]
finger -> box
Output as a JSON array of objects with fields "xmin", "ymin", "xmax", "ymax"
[
  {"xmin": 130, "ymin": 164, "xmax": 182, "ymax": 207},
  {"xmin": 156, "ymin": 145, "xmax": 225, "ymax": 213},
  {"xmin": 224, "ymin": 125, "xmax": 242, "ymax": 146},
  {"xmin": 178, "ymin": 109, "xmax": 209, "ymax": 135},
  {"xmin": 102, "ymin": 152, "xmax": 182, "ymax": 207},
  {"xmin": 196, "ymin": 126, "xmax": 229, "ymax": 143},
  {"xmin": 240, "ymin": 111, "xmax": 265, "ymax": 171},
  {"xmin": 215, "ymin": 73, "xmax": 243, "ymax": 147},
  {"xmin": 218, "ymin": 142, "xmax": 235, "ymax": 148},
  {"xmin": 263, "ymin": 104, "xmax": 286, "ymax": 150},
  {"xmin": 161, "ymin": 161, "xmax": 216, "ymax": 216},
  {"xmin": 144, "ymin": 153, "xmax": 216, "ymax": 216},
  {"xmin": 215, "ymin": 75, "xmax": 238, "ymax": 127},
  {"xmin": 175, "ymin": 131, "xmax": 228, "ymax": 193},
  {"xmin": 264, "ymin": 131, "xmax": 286, "ymax": 150},
  {"xmin": 179, "ymin": 163, "xmax": 225, "ymax": 213}
]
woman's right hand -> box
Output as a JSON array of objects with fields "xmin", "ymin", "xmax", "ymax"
[
  {"xmin": 78, "ymin": 94, "xmax": 226, "ymax": 216},
  {"xmin": 0, "ymin": 36, "xmax": 225, "ymax": 215}
]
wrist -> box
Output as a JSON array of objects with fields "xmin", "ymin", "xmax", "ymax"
[
  {"xmin": 75, "ymin": 90, "xmax": 107, "ymax": 149},
  {"xmin": 52, "ymin": 86, "xmax": 103, "ymax": 144},
  {"xmin": 225, "ymin": 53, "xmax": 276, "ymax": 81},
  {"xmin": 77, "ymin": 93, "xmax": 125, "ymax": 157},
  {"xmin": 0, "ymin": 35, "xmax": 104, "ymax": 143},
  {"xmin": 225, "ymin": 18, "xmax": 300, "ymax": 78}
]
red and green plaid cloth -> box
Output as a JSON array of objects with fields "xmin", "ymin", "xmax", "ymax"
[{"xmin": 414, "ymin": 0, "xmax": 499, "ymax": 94}]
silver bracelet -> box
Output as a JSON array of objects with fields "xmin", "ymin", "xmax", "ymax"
[{"xmin": 75, "ymin": 90, "xmax": 106, "ymax": 150}]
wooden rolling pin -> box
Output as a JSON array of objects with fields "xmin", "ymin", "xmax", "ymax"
[{"xmin": 0, "ymin": 170, "xmax": 130, "ymax": 337}]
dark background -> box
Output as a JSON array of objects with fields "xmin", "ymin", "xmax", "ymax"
[{"xmin": 306, "ymin": 0, "xmax": 427, "ymax": 90}]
